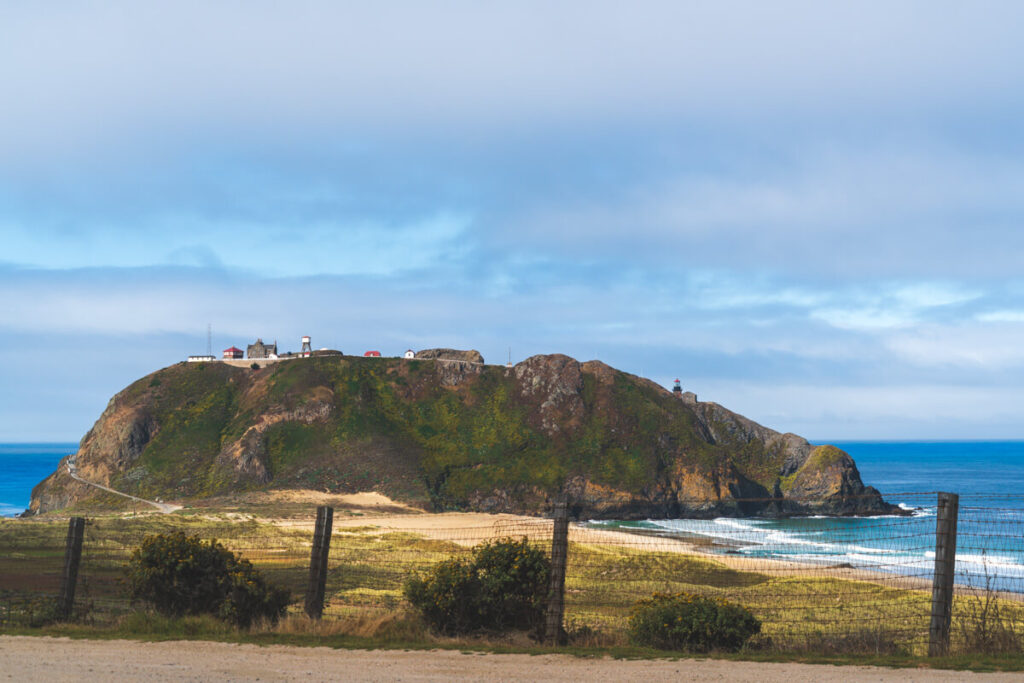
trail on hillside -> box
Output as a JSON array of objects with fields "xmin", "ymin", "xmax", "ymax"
[{"xmin": 66, "ymin": 457, "xmax": 181, "ymax": 513}]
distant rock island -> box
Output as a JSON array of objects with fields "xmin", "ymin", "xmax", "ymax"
[{"xmin": 30, "ymin": 350, "xmax": 898, "ymax": 518}]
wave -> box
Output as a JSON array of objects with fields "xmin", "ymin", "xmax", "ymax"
[
  {"xmin": 644, "ymin": 517, "xmax": 901, "ymax": 558},
  {"xmin": 897, "ymin": 503, "xmax": 935, "ymax": 517},
  {"xmin": 0, "ymin": 502, "xmax": 26, "ymax": 517},
  {"xmin": 593, "ymin": 516, "xmax": 1024, "ymax": 590},
  {"xmin": 923, "ymin": 550, "xmax": 1024, "ymax": 570}
]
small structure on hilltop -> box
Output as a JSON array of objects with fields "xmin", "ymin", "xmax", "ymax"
[
  {"xmin": 364, "ymin": 350, "xmax": 382, "ymax": 357},
  {"xmin": 247, "ymin": 338, "xmax": 278, "ymax": 359},
  {"xmin": 404, "ymin": 349, "xmax": 415, "ymax": 359},
  {"xmin": 223, "ymin": 346, "xmax": 244, "ymax": 360},
  {"xmin": 671, "ymin": 378, "xmax": 698, "ymax": 404},
  {"xmin": 187, "ymin": 355, "xmax": 216, "ymax": 363},
  {"xmin": 301, "ymin": 336, "xmax": 312, "ymax": 358}
]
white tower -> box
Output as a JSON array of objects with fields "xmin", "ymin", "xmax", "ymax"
[{"xmin": 301, "ymin": 336, "xmax": 312, "ymax": 357}]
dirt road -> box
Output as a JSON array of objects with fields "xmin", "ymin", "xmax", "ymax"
[
  {"xmin": 66, "ymin": 457, "xmax": 182, "ymax": 513},
  {"xmin": 0, "ymin": 636, "xmax": 1017, "ymax": 682}
]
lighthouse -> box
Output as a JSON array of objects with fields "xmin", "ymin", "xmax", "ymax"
[
  {"xmin": 301, "ymin": 336, "xmax": 312, "ymax": 357},
  {"xmin": 672, "ymin": 379, "xmax": 682, "ymax": 396}
]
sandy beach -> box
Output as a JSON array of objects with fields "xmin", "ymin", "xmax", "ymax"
[{"xmin": 218, "ymin": 489, "xmax": 938, "ymax": 594}]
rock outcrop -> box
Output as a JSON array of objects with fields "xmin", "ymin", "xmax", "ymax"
[
  {"xmin": 29, "ymin": 352, "xmax": 899, "ymax": 518},
  {"xmin": 413, "ymin": 348, "xmax": 484, "ymax": 386},
  {"xmin": 414, "ymin": 348, "xmax": 484, "ymax": 364}
]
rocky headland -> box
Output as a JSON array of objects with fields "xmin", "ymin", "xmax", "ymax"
[{"xmin": 30, "ymin": 350, "xmax": 899, "ymax": 518}]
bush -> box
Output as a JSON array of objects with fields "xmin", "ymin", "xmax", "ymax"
[
  {"xmin": 125, "ymin": 531, "xmax": 290, "ymax": 628},
  {"xmin": 628, "ymin": 591, "xmax": 760, "ymax": 652},
  {"xmin": 403, "ymin": 537, "xmax": 550, "ymax": 635}
]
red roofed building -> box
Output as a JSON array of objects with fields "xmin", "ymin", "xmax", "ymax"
[
  {"xmin": 223, "ymin": 346, "xmax": 244, "ymax": 360},
  {"xmin": 363, "ymin": 350, "xmax": 382, "ymax": 357}
]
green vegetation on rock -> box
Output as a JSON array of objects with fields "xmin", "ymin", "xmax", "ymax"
[{"xmin": 30, "ymin": 353, "xmax": 896, "ymax": 517}]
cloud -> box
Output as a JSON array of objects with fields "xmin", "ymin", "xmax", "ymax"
[
  {"xmin": 1, "ymin": 210, "xmax": 472, "ymax": 277},
  {"xmin": 703, "ymin": 381, "xmax": 1024, "ymax": 440},
  {"xmin": 3, "ymin": 1, "xmax": 1024, "ymax": 156},
  {"xmin": 490, "ymin": 143, "xmax": 1024, "ymax": 278},
  {"xmin": 886, "ymin": 324, "xmax": 1024, "ymax": 369},
  {"xmin": 3, "ymin": 3, "xmax": 1024, "ymax": 439},
  {"xmin": 977, "ymin": 310, "xmax": 1024, "ymax": 323}
]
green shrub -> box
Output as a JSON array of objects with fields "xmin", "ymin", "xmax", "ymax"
[
  {"xmin": 125, "ymin": 531, "xmax": 290, "ymax": 628},
  {"xmin": 403, "ymin": 537, "xmax": 550, "ymax": 635},
  {"xmin": 628, "ymin": 591, "xmax": 760, "ymax": 652}
]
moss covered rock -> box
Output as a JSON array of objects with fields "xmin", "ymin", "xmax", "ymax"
[{"xmin": 30, "ymin": 353, "xmax": 899, "ymax": 518}]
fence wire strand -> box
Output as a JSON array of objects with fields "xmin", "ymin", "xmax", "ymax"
[{"xmin": 2, "ymin": 493, "xmax": 1024, "ymax": 654}]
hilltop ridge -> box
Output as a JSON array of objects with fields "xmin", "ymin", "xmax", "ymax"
[{"xmin": 30, "ymin": 351, "xmax": 897, "ymax": 518}]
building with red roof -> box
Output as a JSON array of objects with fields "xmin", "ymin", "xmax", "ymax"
[{"xmin": 223, "ymin": 346, "xmax": 244, "ymax": 360}]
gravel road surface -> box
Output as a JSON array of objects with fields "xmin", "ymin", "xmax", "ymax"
[{"xmin": 1, "ymin": 636, "xmax": 1017, "ymax": 682}]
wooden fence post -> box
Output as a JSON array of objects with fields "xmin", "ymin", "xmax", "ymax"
[
  {"xmin": 929, "ymin": 491, "xmax": 959, "ymax": 656},
  {"xmin": 56, "ymin": 516, "xmax": 85, "ymax": 621},
  {"xmin": 545, "ymin": 497, "xmax": 569, "ymax": 645},
  {"xmin": 305, "ymin": 505, "xmax": 334, "ymax": 619}
]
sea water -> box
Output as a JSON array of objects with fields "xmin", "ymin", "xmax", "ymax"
[
  {"xmin": 588, "ymin": 441, "xmax": 1024, "ymax": 592},
  {"xmin": 0, "ymin": 443, "xmax": 75, "ymax": 517}
]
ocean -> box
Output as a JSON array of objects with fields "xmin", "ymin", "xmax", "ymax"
[
  {"xmin": 3, "ymin": 441, "xmax": 1024, "ymax": 589},
  {"xmin": 588, "ymin": 441, "xmax": 1024, "ymax": 592},
  {"xmin": 0, "ymin": 442, "xmax": 75, "ymax": 517}
]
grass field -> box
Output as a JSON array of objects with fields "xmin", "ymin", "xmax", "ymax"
[{"xmin": 3, "ymin": 508, "xmax": 1024, "ymax": 659}]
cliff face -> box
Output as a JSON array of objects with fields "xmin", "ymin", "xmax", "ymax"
[{"xmin": 30, "ymin": 351, "xmax": 898, "ymax": 518}]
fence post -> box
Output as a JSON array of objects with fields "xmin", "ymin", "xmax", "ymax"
[
  {"xmin": 305, "ymin": 505, "xmax": 334, "ymax": 619},
  {"xmin": 928, "ymin": 491, "xmax": 959, "ymax": 656},
  {"xmin": 544, "ymin": 497, "xmax": 569, "ymax": 645},
  {"xmin": 56, "ymin": 516, "xmax": 85, "ymax": 621}
]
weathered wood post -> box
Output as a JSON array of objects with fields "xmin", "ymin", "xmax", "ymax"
[
  {"xmin": 305, "ymin": 505, "xmax": 334, "ymax": 619},
  {"xmin": 544, "ymin": 497, "xmax": 569, "ymax": 645},
  {"xmin": 929, "ymin": 492, "xmax": 959, "ymax": 656},
  {"xmin": 56, "ymin": 516, "xmax": 85, "ymax": 621}
]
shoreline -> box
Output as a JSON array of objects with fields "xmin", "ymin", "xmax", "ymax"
[{"xmin": 8, "ymin": 487, "xmax": 1024, "ymax": 599}]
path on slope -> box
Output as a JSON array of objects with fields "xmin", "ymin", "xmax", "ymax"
[
  {"xmin": 66, "ymin": 456, "xmax": 181, "ymax": 513},
  {"xmin": 1, "ymin": 637, "xmax": 1018, "ymax": 683}
]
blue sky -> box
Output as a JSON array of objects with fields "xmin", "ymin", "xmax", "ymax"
[{"xmin": 3, "ymin": 1, "xmax": 1024, "ymax": 441}]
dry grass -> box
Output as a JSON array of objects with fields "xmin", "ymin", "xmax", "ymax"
[
  {"xmin": 7, "ymin": 509, "xmax": 1024, "ymax": 656},
  {"xmin": 955, "ymin": 589, "xmax": 1024, "ymax": 654},
  {"xmin": 264, "ymin": 611, "xmax": 429, "ymax": 641}
]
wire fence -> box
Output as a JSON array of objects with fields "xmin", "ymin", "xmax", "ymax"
[{"xmin": 2, "ymin": 492, "xmax": 1024, "ymax": 654}]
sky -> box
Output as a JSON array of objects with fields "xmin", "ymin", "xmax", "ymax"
[{"xmin": 2, "ymin": 1, "xmax": 1024, "ymax": 441}]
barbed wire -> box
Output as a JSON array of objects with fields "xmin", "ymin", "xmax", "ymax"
[{"xmin": 2, "ymin": 493, "xmax": 1023, "ymax": 652}]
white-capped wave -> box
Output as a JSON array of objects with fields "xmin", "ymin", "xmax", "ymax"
[
  {"xmin": 895, "ymin": 503, "xmax": 935, "ymax": 518},
  {"xmin": 924, "ymin": 550, "xmax": 1024, "ymax": 571},
  {"xmin": 648, "ymin": 517, "xmax": 901, "ymax": 558}
]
